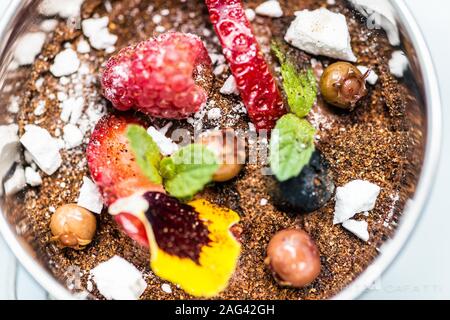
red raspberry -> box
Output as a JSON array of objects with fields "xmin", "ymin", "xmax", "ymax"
[
  {"xmin": 102, "ymin": 32, "xmax": 212, "ymax": 119},
  {"xmin": 205, "ymin": 0, "xmax": 286, "ymax": 130}
]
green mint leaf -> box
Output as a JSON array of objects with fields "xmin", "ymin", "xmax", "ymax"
[
  {"xmin": 163, "ymin": 144, "xmax": 219, "ymax": 200},
  {"xmin": 160, "ymin": 157, "xmax": 176, "ymax": 180},
  {"xmin": 270, "ymin": 114, "xmax": 316, "ymax": 182},
  {"xmin": 272, "ymin": 42, "xmax": 317, "ymax": 118},
  {"xmin": 127, "ymin": 125, "xmax": 163, "ymax": 185}
]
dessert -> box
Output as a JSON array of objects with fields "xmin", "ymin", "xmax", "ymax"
[{"xmin": 0, "ymin": 0, "xmax": 425, "ymax": 300}]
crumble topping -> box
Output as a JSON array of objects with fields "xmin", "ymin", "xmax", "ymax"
[
  {"xmin": 20, "ymin": 125, "xmax": 62, "ymax": 175},
  {"xmin": 4, "ymin": 166, "xmax": 26, "ymax": 196},
  {"xmin": 255, "ymin": 1, "xmax": 284, "ymax": 18},
  {"xmin": 25, "ymin": 167, "xmax": 43, "ymax": 187},
  {"xmin": 50, "ymin": 48, "xmax": 81, "ymax": 77},
  {"xmin": 285, "ymin": 8, "xmax": 357, "ymax": 62},
  {"xmin": 90, "ymin": 255, "xmax": 147, "ymax": 300},
  {"xmin": 389, "ymin": 50, "xmax": 409, "ymax": 78},
  {"xmin": 333, "ymin": 180, "xmax": 381, "ymax": 225},
  {"xmin": 342, "ymin": 219, "xmax": 370, "ymax": 242},
  {"xmin": 14, "ymin": 32, "xmax": 47, "ymax": 67},
  {"xmin": 77, "ymin": 177, "xmax": 103, "ymax": 214},
  {"xmin": 81, "ymin": 17, "xmax": 118, "ymax": 51}
]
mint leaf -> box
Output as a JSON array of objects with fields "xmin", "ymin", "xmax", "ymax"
[
  {"xmin": 162, "ymin": 144, "xmax": 219, "ymax": 200},
  {"xmin": 127, "ymin": 125, "xmax": 162, "ymax": 185},
  {"xmin": 270, "ymin": 114, "xmax": 316, "ymax": 182},
  {"xmin": 272, "ymin": 42, "xmax": 317, "ymax": 118},
  {"xmin": 160, "ymin": 157, "xmax": 176, "ymax": 180}
]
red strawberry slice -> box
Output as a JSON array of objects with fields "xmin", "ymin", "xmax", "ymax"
[
  {"xmin": 114, "ymin": 212, "xmax": 149, "ymax": 247},
  {"xmin": 87, "ymin": 114, "xmax": 164, "ymax": 246},
  {"xmin": 205, "ymin": 0, "xmax": 286, "ymax": 130}
]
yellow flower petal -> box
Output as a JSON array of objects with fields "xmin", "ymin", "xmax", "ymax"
[{"xmin": 145, "ymin": 199, "xmax": 241, "ymax": 298}]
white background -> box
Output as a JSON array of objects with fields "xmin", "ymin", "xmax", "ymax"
[{"xmin": 0, "ymin": 0, "xmax": 449, "ymax": 300}]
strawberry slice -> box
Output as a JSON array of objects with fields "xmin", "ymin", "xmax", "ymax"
[
  {"xmin": 114, "ymin": 212, "xmax": 149, "ymax": 247},
  {"xmin": 205, "ymin": 0, "xmax": 286, "ymax": 130},
  {"xmin": 87, "ymin": 114, "xmax": 164, "ymax": 246}
]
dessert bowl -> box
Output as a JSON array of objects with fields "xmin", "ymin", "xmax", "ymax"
[{"xmin": 0, "ymin": 0, "xmax": 441, "ymax": 300}]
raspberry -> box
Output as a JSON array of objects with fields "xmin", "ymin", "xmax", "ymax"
[
  {"xmin": 205, "ymin": 0, "xmax": 286, "ymax": 130},
  {"xmin": 102, "ymin": 32, "xmax": 212, "ymax": 119}
]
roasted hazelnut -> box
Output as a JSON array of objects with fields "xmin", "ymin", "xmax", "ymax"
[
  {"xmin": 266, "ymin": 229, "xmax": 321, "ymax": 288},
  {"xmin": 198, "ymin": 129, "xmax": 246, "ymax": 182},
  {"xmin": 320, "ymin": 62, "xmax": 368, "ymax": 110},
  {"xmin": 50, "ymin": 204, "xmax": 97, "ymax": 250}
]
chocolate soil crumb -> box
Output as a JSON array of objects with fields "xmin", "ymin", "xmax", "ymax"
[{"xmin": 1, "ymin": 0, "xmax": 425, "ymax": 300}]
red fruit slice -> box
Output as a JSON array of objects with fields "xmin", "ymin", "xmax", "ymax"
[
  {"xmin": 87, "ymin": 114, "xmax": 164, "ymax": 246},
  {"xmin": 205, "ymin": 0, "xmax": 286, "ymax": 130},
  {"xmin": 114, "ymin": 212, "xmax": 149, "ymax": 247},
  {"xmin": 87, "ymin": 114, "xmax": 163, "ymax": 204}
]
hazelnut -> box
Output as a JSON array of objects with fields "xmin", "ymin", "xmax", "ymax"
[
  {"xmin": 266, "ymin": 229, "xmax": 321, "ymax": 288},
  {"xmin": 198, "ymin": 129, "xmax": 246, "ymax": 182},
  {"xmin": 50, "ymin": 204, "xmax": 97, "ymax": 250},
  {"xmin": 320, "ymin": 62, "xmax": 368, "ymax": 110}
]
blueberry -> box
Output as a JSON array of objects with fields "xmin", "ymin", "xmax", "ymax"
[{"xmin": 272, "ymin": 151, "xmax": 335, "ymax": 213}]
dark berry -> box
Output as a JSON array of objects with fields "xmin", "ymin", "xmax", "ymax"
[
  {"xmin": 320, "ymin": 62, "xmax": 368, "ymax": 110},
  {"xmin": 272, "ymin": 151, "xmax": 335, "ymax": 213}
]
